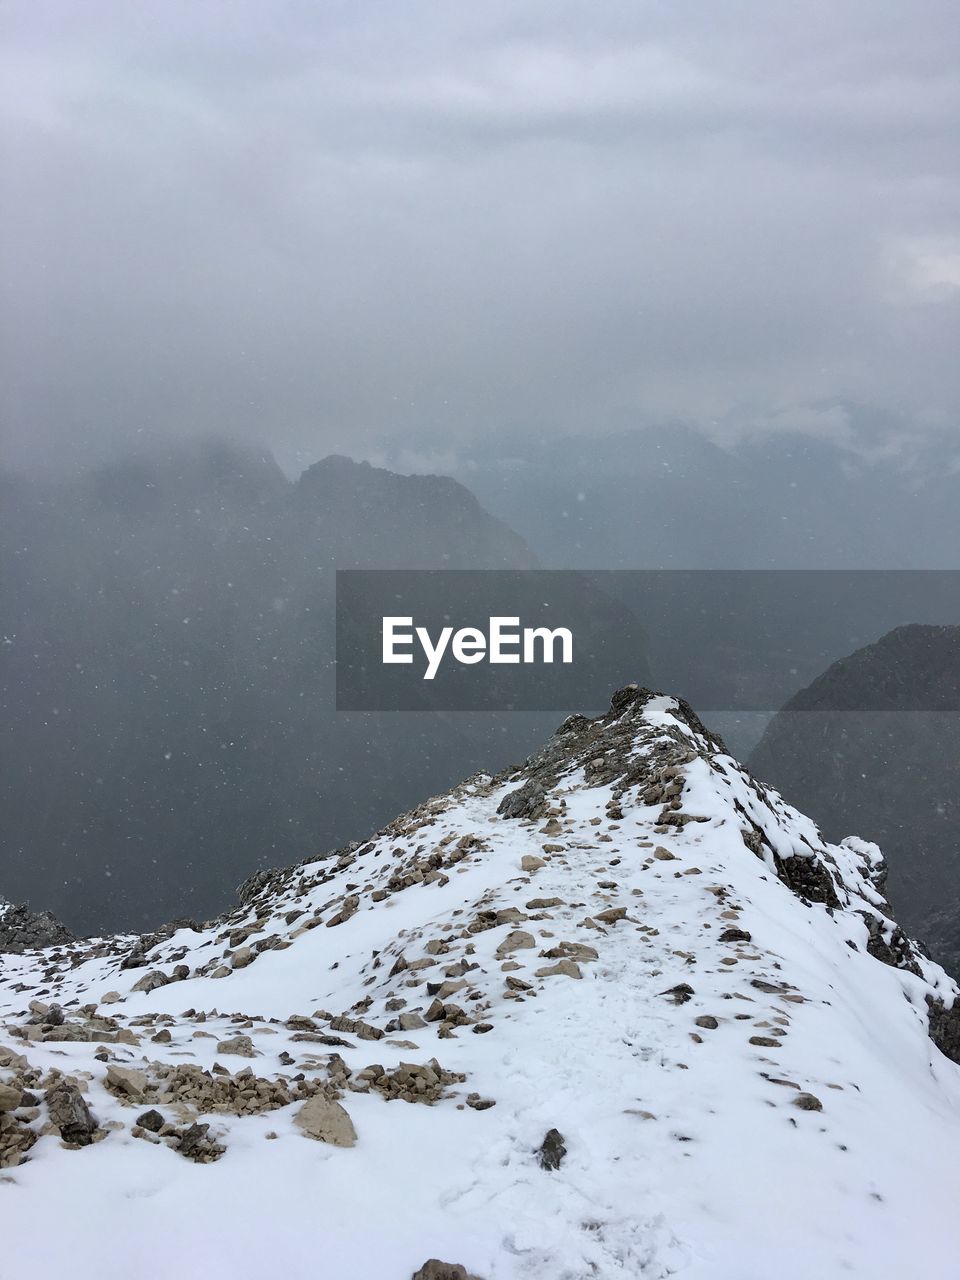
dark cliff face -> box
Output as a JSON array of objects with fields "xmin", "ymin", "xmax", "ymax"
[
  {"xmin": 749, "ymin": 626, "xmax": 960, "ymax": 975},
  {"xmin": 0, "ymin": 901, "xmax": 75, "ymax": 953},
  {"xmin": 0, "ymin": 445, "xmax": 549, "ymax": 936}
]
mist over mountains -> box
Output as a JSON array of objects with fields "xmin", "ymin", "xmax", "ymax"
[
  {"xmin": 1, "ymin": 443, "xmax": 557, "ymax": 935},
  {"xmin": 433, "ymin": 410, "xmax": 960, "ymax": 569},
  {"xmin": 3, "ymin": 422, "xmax": 959, "ymax": 945}
]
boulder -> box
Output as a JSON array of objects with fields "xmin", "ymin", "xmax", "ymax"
[
  {"xmin": 294, "ymin": 1096, "xmax": 357, "ymax": 1147},
  {"xmin": 411, "ymin": 1263, "xmax": 483, "ymax": 1280},
  {"xmin": 45, "ymin": 1082, "xmax": 97, "ymax": 1146},
  {"xmin": 105, "ymin": 1064, "xmax": 149, "ymax": 1102}
]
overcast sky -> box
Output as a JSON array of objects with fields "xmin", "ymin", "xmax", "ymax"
[{"xmin": 1, "ymin": 1, "xmax": 958, "ymax": 471}]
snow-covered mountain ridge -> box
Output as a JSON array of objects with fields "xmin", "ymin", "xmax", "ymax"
[{"xmin": 2, "ymin": 687, "xmax": 960, "ymax": 1279}]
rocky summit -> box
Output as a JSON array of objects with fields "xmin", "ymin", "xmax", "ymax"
[{"xmin": 2, "ymin": 687, "xmax": 960, "ymax": 1279}]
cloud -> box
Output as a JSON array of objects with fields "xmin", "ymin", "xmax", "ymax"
[{"xmin": 1, "ymin": 1, "xmax": 958, "ymax": 470}]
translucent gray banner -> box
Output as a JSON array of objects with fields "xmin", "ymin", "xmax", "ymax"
[{"xmin": 335, "ymin": 570, "xmax": 960, "ymax": 712}]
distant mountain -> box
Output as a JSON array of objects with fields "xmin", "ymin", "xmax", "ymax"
[
  {"xmin": 3, "ymin": 687, "xmax": 959, "ymax": 1275},
  {"xmin": 442, "ymin": 416, "xmax": 960, "ymax": 568},
  {"xmin": 0, "ymin": 443, "xmax": 556, "ymax": 935},
  {"xmin": 749, "ymin": 625, "xmax": 960, "ymax": 974}
]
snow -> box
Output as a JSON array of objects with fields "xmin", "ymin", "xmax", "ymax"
[{"xmin": 2, "ymin": 695, "xmax": 960, "ymax": 1279}]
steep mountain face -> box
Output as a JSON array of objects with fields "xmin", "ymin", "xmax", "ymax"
[
  {"xmin": 2, "ymin": 688, "xmax": 959, "ymax": 1279},
  {"xmin": 0, "ymin": 444, "xmax": 552, "ymax": 935},
  {"xmin": 749, "ymin": 626, "xmax": 960, "ymax": 975}
]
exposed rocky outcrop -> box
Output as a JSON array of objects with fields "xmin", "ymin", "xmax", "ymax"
[{"xmin": 0, "ymin": 900, "xmax": 75, "ymax": 953}]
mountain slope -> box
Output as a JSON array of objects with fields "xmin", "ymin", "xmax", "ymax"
[
  {"xmin": 749, "ymin": 625, "xmax": 960, "ymax": 975},
  {"xmin": 2, "ymin": 688, "xmax": 960, "ymax": 1279}
]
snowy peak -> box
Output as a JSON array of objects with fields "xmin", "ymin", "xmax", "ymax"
[{"xmin": 2, "ymin": 688, "xmax": 960, "ymax": 1278}]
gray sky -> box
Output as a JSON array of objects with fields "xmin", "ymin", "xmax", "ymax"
[{"xmin": 1, "ymin": 0, "xmax": 958, "ymax": 471}]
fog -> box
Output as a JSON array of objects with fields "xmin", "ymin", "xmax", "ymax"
[{"xmin": 2, "ymin": 0, "xmax": 958, "ymax": 472}]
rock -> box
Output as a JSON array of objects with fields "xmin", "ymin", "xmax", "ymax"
[
  {"xmin": 0, "ymin": 901, "xmax": 75, "ymax": 954},
  {"xmin": 595, "ymin": 907, "xmax": 628, "ymax": 924},
  {"xmin": 537, "ymin": 1127, "xmax": 567, "ymax": 1170},
  {"xmin": 496, "ymin": 930, "xmax": 535, "ymax": 958},
  {"xmin": 399, "ymin": 1012, "xmax": 427, "ymax": 1030},
  {"xmin": 793, "ymin": 1092, "xmax": 823, "ymax": 1111},
  {"xmin": 719, "ymin": 927, "xmax": 752, "ymax": 943},
  {"xmin": 526, "ymin": 897, "xmax": 563, "ymax": 909},
  {"xmin": 494, "ymin": 907, "xmax": 527, "ymax": 926},
  {"xmin": 0, "ymin": 1085, "xmax": 22, "ymax": 1113},
  {"xmin": 542, "ymin": 941, "xmax": 598, "ymax": 962},
  {"xmin": 521, "ymin": 855, "xmax": 546, "ymax": 872},
  {"xmin": 694, "ymin": 1015, "xmax": 719, "ymax": 1030},
  {"xmin": 0, "ymin": 1045, "xmax": 28, "ymax": 1071},
  {"xmin": 105, "ymin": 1065, "xmax": 149, "ymax": 1102},
  {"xmin": 497, "ymin": 779, "xmax": 546, "ymax": 820},
  {"xmin": 749, "ymin": 1036, "xmax": 781, "ymax": 1048},
  {"xmin": 326, "ymin": 894, "xmax": 361, "ymax": 928},
  {"xmin": 99, "ymin": 991, "xmax": 122, "ymax": 1005},
  {"xmin": 178, "ymin": 1121, "xmax": 226, "ymax": 1162},
  {"xmin": 660, "ymin": 983, "xmax": 694, "ymax": 1004},
  {"xmin": 45, "ymin": 1082, "xmax": 97, "ymax": 1146},
  {"xmin": 653, "ymin": 847, "xmax": 677, "ymax": 861},
  {"xmin": 136, "ymin": 1109, "xmax": 165, "ymax": 1132},
  {"xmin": 295, "ymin": 1096, "xmax": 357, "ymax": 1147},
  {"xmin": 466, "ymin": 1094, "xmax": 496, "ymax": 1111},
  {"xmin": 230, "ymin": 947, "xmax": 255, "ymax": 969},
  {"xmin": 216, "ymin": 1035, "xmax": 256, "ymax": 1056},
  {"xmin": 411, "ymin": 1261, "xmax": 483, "ymax": 1280},
  {"xmin": 131, "ymin": 970, "xmax": 170, "ymax": 994},
  {"xmin": 535, "ymin": 959, "xmax": 582, "ymax": 980}
]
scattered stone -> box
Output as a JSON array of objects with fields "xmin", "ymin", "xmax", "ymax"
[
  {"xmin": 660, "ymin": 983, "xmax": 695, "ymax": 1005},
  {"xmin": 178, "ymin": 1121, "xmax": 226, "ymax": 1163},
  {"xmin": 793, "ymin": 1092, "xmax": 823, "ymax": 1112},
  {"xmin": 411, "ymin": 1261, "xmax": 483, "ymax": 1280},
  {"xmin": 0, "ymin": 1085, "xmax": 22, "ymax": 1112},
  {"xmin": 295, "ymin": 1096, "xmax": 357, "ymax": 1147},
  {"xmin": 537, "ymin": 1127, "xmax": 567, "ymax": 1170},
  {"xmin": 520, "ymin": 856, "xmax": 546, "ymax": 872},
  {"xmin": 653, "ymin": 847, "xmax": 677, "ymax": 861},
  {"xmin": 45, "ymin": 1082, "xmax": 97, "ymax": 1146},
  {"xmin": 541, "ymin": 941, "xmax": 598, "ymax": 962},
  {"xmin": 695, "ymin": 1015, "xmax": 719, "ymax": 1030},
  {"xmin": 136, "ymin": 1109, "xmax": 165, "ymax": 1132},
  {"xmin": 105, "ymin": 1064, "xmax": 149, "ymax": 1102},
  {"xmin": 496, "ymin": 930, "xmax": 536, "ymax": 959},
  {"xmin": 216, "ymin": 1035, "xmax": 256, "ymax": 1057},
  {"xmin": 131, "ymin": 970, "xmax": 170, "ymax": 994},
  {"xmin": 535, "ymin": 959, "xmax": 582, "ymax": 980},
  {"xmin": 719, "ymin": 927, "xmax": 752, "ymax": 943},
  {"xmin": 466, "ymin": 1094, "xmax": 496, "ymax": 1111}
]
